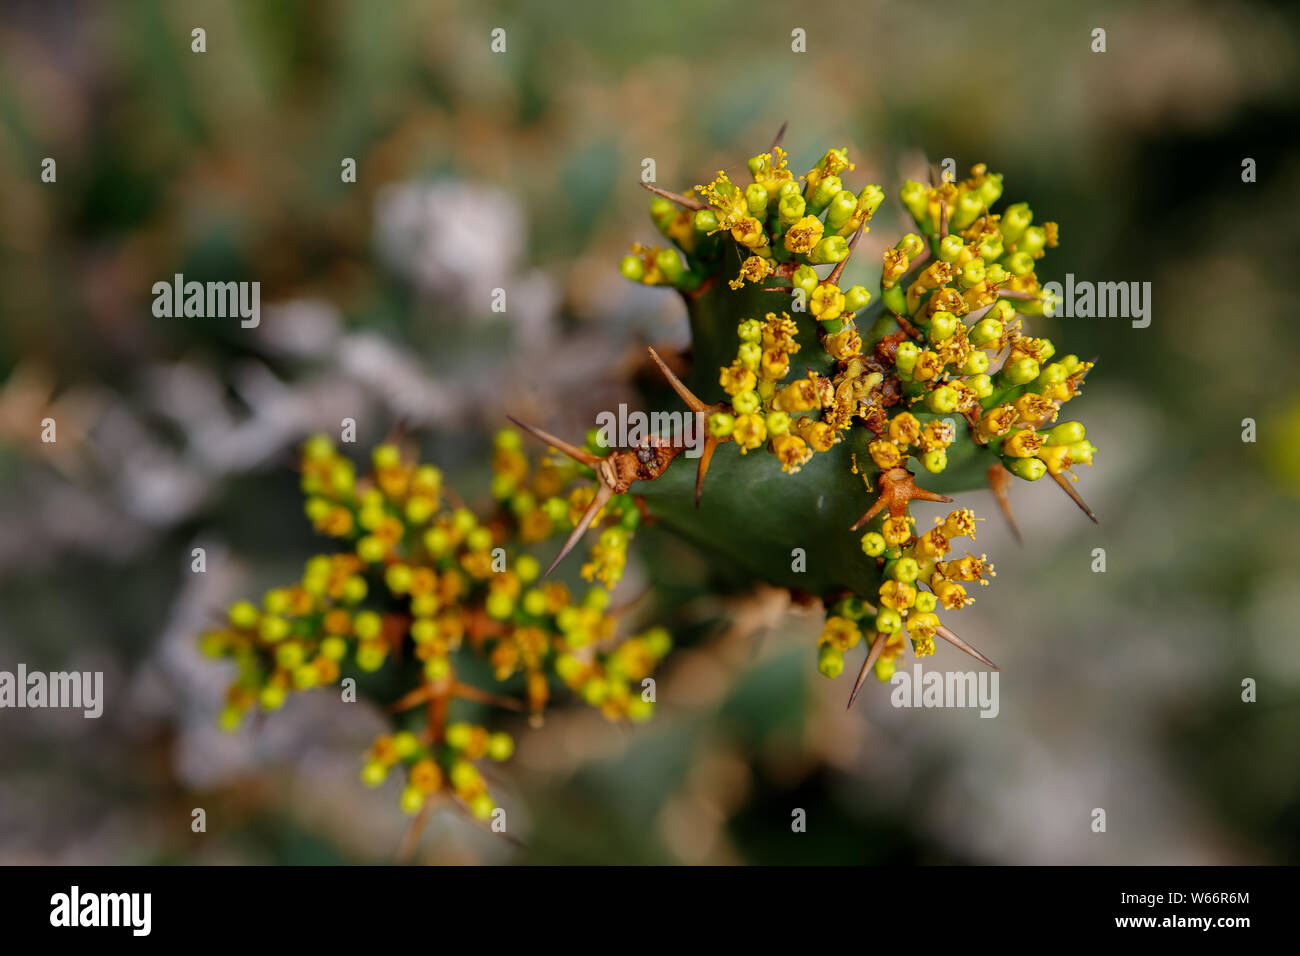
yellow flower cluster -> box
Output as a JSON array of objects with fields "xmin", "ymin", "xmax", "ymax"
[
  {"xmin": 200, "ymin": 432, "xmax": 674, "ymax": 821},
  {"xmin": 833, "ymin": 508, "xmax": 992, "ymax": 681}
]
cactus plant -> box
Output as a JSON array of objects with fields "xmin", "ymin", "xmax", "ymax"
[{"xmin": 200, "ymin": 128, "xmax": 1098, "ymax": 839}]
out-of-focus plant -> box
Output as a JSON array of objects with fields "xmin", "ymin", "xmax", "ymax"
[{"xmin": 200, "ymin": 431, "xmax": 669, "ymax": 827}]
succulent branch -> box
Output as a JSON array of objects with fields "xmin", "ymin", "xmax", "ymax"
[{"xmin": 618, "ymin": 134, "xmax": 1099, "ymax": 698}]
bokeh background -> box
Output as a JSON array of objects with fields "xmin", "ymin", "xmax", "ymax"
[{"xmin": 2, "ymin": 0, "xmax": 1299, "ymax": 864}]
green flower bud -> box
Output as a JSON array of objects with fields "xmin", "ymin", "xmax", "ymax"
[
  {"xmin": 921, "ymin": 448, "xmax": 948, "ymax": 473},
  {"xmin": 357, "ymin": 643, "xmax": 387, "ymax": 672},
  {"xmin": 765, "ymin": 411, "xmax": 791, "ymax": 436},
  {"xmin": 1044, "ymin": 421, "xmax": 1086, "ymax": 445},
  {"xmin": 999, "ymin": 357, "xmax": 1041, "ymax": 387},
  {"xmin": 469, "ymin": 793, "xmax": 496, "ymax": 821},
  {"xmin": 400, "ymin": 785, "xmax": 426, "ymax": 815},
  {"xmin": 354, "ymin": 611, "xmax": 382, "ymax": 641},
  {"xmin": 516, "ymin": 553, "xmax": 540, "ymax": 583},
  {"xmin": 977, "ymin": 235, "xmax": 1004, "ymax": 261},
  {"xmin": 778, "ymin": 193, "xmax": 808, "ymax": 232},
  {"xmin": 275, "ymin": 641, "xmax": 306, "ymax": 670},
  {"xmin": 857, "ymin": 184, "xmax": 885, "ymax": 218},
  {"xmin": 738, "ymin": 341, "xmax": 762, "ymax": 369},
  {"xmin": 258, "ymin": 615, "xmax": 290, "ymax": 643},
  {"xmin": 732, "ymin": 390, "xmax": 760, "ymax": 416},
  {"xmin": 1000, "ymin": 202, "xmax": 1032, "ymax": 242},
  {"xmin": 342, "ymin": 575, "xmax": 367, "ymax": 604},
  {"xmin": 693, "ymin": 208, "xmax": 720, "ymax": 236},
  {"xmin": 882, "ymin": 285, "xmax": 908, "ymax": 316},
  {"xmin": 960, "ymin": 258, "xmax": 986, "ymax": 288},
  {"xmin": 818, "ymin": 645, "xmax": 845, "ymax": 679},
  {"xmin": 1005, "ymin": 251, "xmax": 1035, "ymax": 277},
  {"xmin": 900, "ymin": 180, "xmax": 930, "ymax": 222},
  {"xmin": 627, "ymin": 697, "xmax": 654, "ymax": 723},
  {"xmin": 896, "ymin": 233, "xmax": 926, "ymax": 259},
  {"xmin": 808, "ymin": 235, "xmax": 849, "ymax": 265},
  {"xmin": 303, "ymin": 435, "xmax": 335, "ymax": 462},
  {"xmin": 825, "ymin": 189, "xmax": 859, "ymax": 231},
  {"xmin": 708, "ymin": 412, "xmax": 735, "ymax": 438},
  {"xmin": 860, "ymin": 532, "xmax": 887, "ymax": 557},
  {"xmin": 792, "ymin": 264, "xmax": 819, "ymax": 296},
  {"xmin": 229, "ymin": 601, "xmax": 259, "ymax": 630},
  {"xmin": 951, "ymin": 192, "xmax": 984, "ymax": 232},
  {"xmin": 969, "ymin": 318, "xmax": 1003, "ymax": 347},
  {"xmin": 361, "ymin": 760, "xmax": 388, "ymax": 787},
  {"xmin": 887, "ymin": 557, "xmax": 921, "ymax": 582},
  {"xmin": 1019, "ymin": 225, "xmax": 1047, "ymax": 258},
  {"xmin": 745, "ymin": 182, "xmax": 768, "ymax": 219},
  {"xmin": 522, "ymin": 588, "xmax": 548, "ymax": 617},
  {"xmin": 260, "ymin": 683, "xmax": 287, "ymax": 711},
  {"xmin": 372, "ymin": 444, "xmax": 402, "ymax": 470},
  {"xmin": 834, "ymin": 596, "xmax": 869, "ymax": 621},
  {"xmin": 914, "ymin": 591, "xmax": 938, "ymax": 614},
  {"xmin": 925, "ymin": 385, "xmax": 960, "ymax": 414},
  {"xmin": 654, "ymin": 248, "xmax": 685, "ymax": 284},
  {"xmin": 964, "ymin": 374, "xmax": 994, "ymax": 399},
  {"xmin": 385, "ymin": 563, "xmax": 413, "ymax": 595},
  {"xmin": 938, "ymin": 234, "xmax": 965, "ymax": 262},
  {"xmin": 806, "ymin": 174, "xmax": 842, "ymax": 215},
  {"xmin": 486, "ymin": 590, "xmax": 514, "ymax": 620},
  {"xmin": 875, "ymin": 608, "xmax": 903, "ymax": 634},
  {"xmin": 1068, "ymin": 440, "xmax": 1097, "ymax": 466},
  {"xmin": 1005, "ymin": 456, "xmax": 1047, "ymax": 481},
  {"xmin": 962, "ymin": 351, "xmax": 990, "ymax": 375},
  {"xmin": 844, "ymin": 285, "xmax": 872, "ymax": 312},
  {"xmin": 356, "ymin": 535, "xmax": 386, "ymax": 564},
  {"xmin": 928, "ymin": 311, "xmax": 959, "ymax": 343},
  {"xmin": 487, "ymin": 732, "xmax": 514, "ymax": 762},
  {"xmin": 895, "ymin": 341, "xmax": 920, "ymax": 376},
  {"xmin": 422, "ymin": 656, "xmax": 450, "ymax": 681}
]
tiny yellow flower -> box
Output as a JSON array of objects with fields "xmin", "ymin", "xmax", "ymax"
[{"xmin": 783, "ymin": 215, "xmax": 824, "ymax": 254}]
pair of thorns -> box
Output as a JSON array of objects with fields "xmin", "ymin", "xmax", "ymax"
[{"xmin": 508, "ymin": 347, "xmax": 999, "ymax": 710}]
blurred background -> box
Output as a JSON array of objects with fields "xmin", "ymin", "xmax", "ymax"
[{"xmin": 2, "ymin": 0, "xmax": 1299, "ymax": 864}]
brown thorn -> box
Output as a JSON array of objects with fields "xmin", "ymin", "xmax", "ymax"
[
  {"xmin": 506, "ymin": 415, "xmax": 602, "ymax": 468},
  {"xmin": 1050, "ymin": 470, "xmax": 1098, "ymax": 524},
  {"xmin": 847, "ymin": 631, "xmax": 889, "ymax": 710},
  {"xmin": 827, "ymin": 218, "xmax": 869, "ymax": 287},
  {"xmin": 769, "ymin": 121, "xmax": 788, "ymax": 153},
  {"xmin": 849, "ymin": 496, "xmax": 888, "ymax": 532},
  {"xmin": 641, "ymin": 182, "xmax": 704, "ymax": 211},
  {"xmin": 987, "ymin": 464, "xmax": 1023, "ymax": 545},
  {"xmin": 394, "ymin": 802, "xmax": 433, "ymax": 864},
  {"xmin": 850, "ymin": 467, "xmax": 953, "ymax": 531},
  {"xmin": 388, "ymin": 683, "xmax": 437, "ymax": 714},
  {"xmin": 545, "ymin": 482, "xmax": 613, "ymax": 576},
  {"xmin": 450, "ymin": 680, "xmax": 525, "ymax": 712},
  {"xmin": 694, "ymin": 435, "xmax": 718, "ymax": 508},
  {"xmin": 936, "ymin": 623, "xmax": 999, "ymax": 670},
  {"xmin": 647, "ymin": 346, "xmax": 709, "ymax": 414}
]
